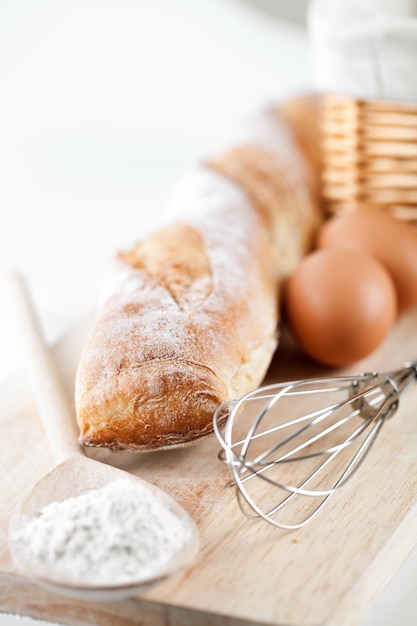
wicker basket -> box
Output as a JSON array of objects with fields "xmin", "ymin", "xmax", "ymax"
[{"xmin": 321, "ymin": 93, "xmax": 417, "ymax": 227}]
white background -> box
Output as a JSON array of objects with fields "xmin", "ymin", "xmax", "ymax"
[{"xmin": 0, "ymin": 1, "xmax": 416, "ymax": 624}]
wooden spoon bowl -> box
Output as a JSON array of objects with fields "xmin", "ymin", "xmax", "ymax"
[{"xmin": 6, "ymin": 273, "xmax": 199, "ymax": 600}]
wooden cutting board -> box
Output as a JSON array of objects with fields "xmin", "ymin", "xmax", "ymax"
[{"xmin": 1, "ymin": 308, "xmax": 417, "ymax": 626}]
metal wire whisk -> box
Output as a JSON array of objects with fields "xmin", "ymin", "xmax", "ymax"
[{"xmin": 213, "ymin": 361, "xmax": 417, "ymax": 530}]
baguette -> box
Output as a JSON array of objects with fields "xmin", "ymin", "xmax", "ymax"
[{"xmin": 75, "ymin": 95, "xmax": 322, "ymax": 450}]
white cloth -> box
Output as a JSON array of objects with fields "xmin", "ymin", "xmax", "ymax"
[{"xmin": 308, "ymin": 0, "xmax": 417, "ymax": 102}]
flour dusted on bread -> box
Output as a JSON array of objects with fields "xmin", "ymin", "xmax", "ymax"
[
  {"xmin": 209, "ymin": 101, "xmax": 321, "ymax": 278},
  {"xmin": 75, "ymin": 96, "xmax": 322, "ymax": 450},
  {"xmin": 76, "ymin": 168, "xmax": 279, "ymax": 449}
]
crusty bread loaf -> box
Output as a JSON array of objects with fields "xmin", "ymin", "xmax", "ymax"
[
  {"xmin": 75, "ymin": 95, "xmax": 322, "ymax": 450},
  {"xmin": 208, "ymin": 96, "xmax": 321, "ymax": 278}
]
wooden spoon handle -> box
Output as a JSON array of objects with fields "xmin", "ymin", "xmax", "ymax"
[{"xmin": 6, "ymin": 271, "xmax": 82, "ymax": 464}]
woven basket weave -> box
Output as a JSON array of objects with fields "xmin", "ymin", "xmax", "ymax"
[{"xmin": 321, "ymin": 93, "xmax": 417, "ymax": 226}]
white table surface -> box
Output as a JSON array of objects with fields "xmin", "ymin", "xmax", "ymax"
[{"xmin": 0, "ymin": 1, "xmax": 416, "ymax": 624}]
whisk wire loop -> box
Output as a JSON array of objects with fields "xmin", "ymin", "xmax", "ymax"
[{"xmin": 214, "ymin": 361, "xmax": 417, "ymax": 529}]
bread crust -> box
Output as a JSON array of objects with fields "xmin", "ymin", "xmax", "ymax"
[
  {"xmin": 75, "ymin": 95, "xmax": 322, "ymax": 450},
  {"xmin": 76, "ymin": 171, "xmax": 278, "ymax": 449}
]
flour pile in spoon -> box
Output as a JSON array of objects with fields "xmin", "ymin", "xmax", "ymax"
[{"xmin": 12, "ymin": 478, "xmax": 192, "ymax": 584}]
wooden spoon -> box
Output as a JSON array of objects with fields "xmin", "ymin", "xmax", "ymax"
[{"xmin": 6, "ymin": 272, "xmax": 200, "ymax": 600}]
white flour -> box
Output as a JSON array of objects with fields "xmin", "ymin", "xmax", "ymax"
[{"xmin": 12, "ymin": 479, "xmax": 192, "ymax": 584}]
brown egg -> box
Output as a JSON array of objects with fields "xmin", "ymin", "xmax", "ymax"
[
  {"xmin": 284, "ymin": 248, "xmax": 397, "ymax": 367},
  {"xmin": 317, "ymin": 210, "xmax": 417, "ymax": 312}
]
